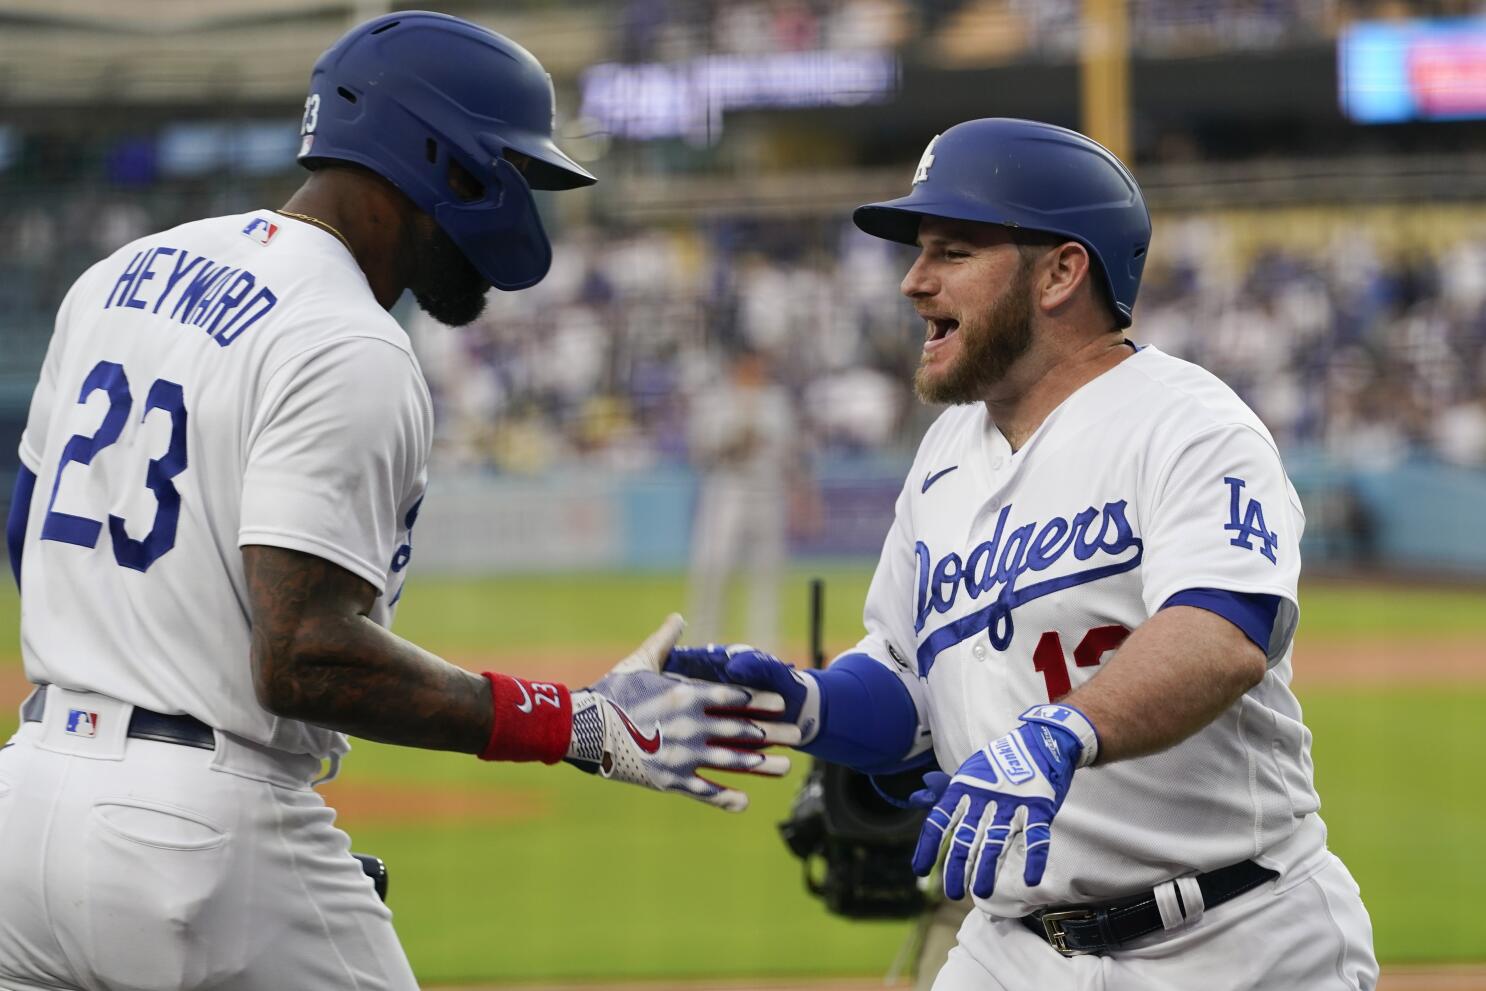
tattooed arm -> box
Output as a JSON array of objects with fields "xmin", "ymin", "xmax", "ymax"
[
  {"xmin": 243, "ymin": 543, "xmax": 796, "ymax": 809},
  {"xmin": 243, "ymin": 543, "xmax": 493, "ymax": 753}
]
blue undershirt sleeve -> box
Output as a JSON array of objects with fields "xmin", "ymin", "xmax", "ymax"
[
  {"xmin": 799, "ymin": 652, "xmax": 921, "ymax": 774},
  {"xmin": 8, "ymin": 466, "xmax": 36, "ymax": 590},
  {"xmin": 1160, "ymin": 587, "xmax": 1281, "ymax": 654}
]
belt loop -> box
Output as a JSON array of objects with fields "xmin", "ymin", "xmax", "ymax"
[
  {"xmin": 1154, "ymin": 874, "xmax": 1207, "ymax": 931},
  {"xmin": 1153, "ymin": 878, "xmax": 1185, "ymax": 931},
  {"xmin": 209, "ymin": 731, "xmax": 321, "ymax": 789},
  {"xmin": 1175, "ymin": 875, "xmax": 1205, "ymax": 926},
  {"xmin": 34, "ymin": 687, "xmax": 132, "ymax": 760},
  {"xmin": 313, "ymin": 752, "xmax": 342, "ymax": 787}
]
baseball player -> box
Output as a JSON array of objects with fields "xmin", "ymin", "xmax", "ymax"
[
  {"xmin": 0, "ymin": 14, "xmax": 794, "ymax": 991},
  {"xmin": 669, "ymin": 119, "xmax": 1378, "ymax": 989},
  {"xmin": 686, "ymin": 347, "xmax": 803, "ymax": 646}
]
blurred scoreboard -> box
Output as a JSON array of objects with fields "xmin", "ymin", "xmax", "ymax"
[{"xmin": 1340, "ymin": 17, "xmax": 1486, "ymax": 123}]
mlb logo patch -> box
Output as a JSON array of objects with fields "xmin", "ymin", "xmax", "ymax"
[
  {"xmin": 241, "ymin": 217, "xmax": 280, "ymax": 246},
  {"xmin": 65, "ymin": 709, "xmax": 99, "ymax": 738}
]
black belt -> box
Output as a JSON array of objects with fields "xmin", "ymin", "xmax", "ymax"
[
  {"xmin": 1021, "ymin": 859, "xmax": 1278, "ymax": 956},
  {"xmin": 21, "ymin": 685, "xmax": 216, "ymax": 751}
]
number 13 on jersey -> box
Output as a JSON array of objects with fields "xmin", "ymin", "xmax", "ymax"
[
  {"xmin": 40, "ymin": 359, "xmax": 188, "ymax": 573},
  {"xmin": 1032, "ymin": 625, "xmax": 1130, "ymax": 702}
]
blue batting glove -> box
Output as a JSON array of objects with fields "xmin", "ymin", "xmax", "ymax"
[
  {"xmin": 666, "ymin": 644, "xmax": 822, "ymax": 744},
  {"xmin": 911, "ymin": 704, "xmax": 1099, "ymax": 901}
]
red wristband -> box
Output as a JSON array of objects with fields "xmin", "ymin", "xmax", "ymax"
[{"xmin": 478, "ymin": 673, "xmax": 572, "ymax": 764}]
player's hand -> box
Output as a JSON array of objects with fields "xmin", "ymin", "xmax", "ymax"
[
  {"xmin": 568, "ymin": 616, "xmax": 802, "ymax": 812},
  {"xmin": 665, "ymin": 643, "xmax": 822, "ymax": 745},
  {"xmin": 911, "ymin": 705, "xmax": 1099, "ymax": 900}
]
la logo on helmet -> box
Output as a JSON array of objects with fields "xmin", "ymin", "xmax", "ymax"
[{"xmin": 914, "ymin": 135, "xmax": 940, "ymax": 184}]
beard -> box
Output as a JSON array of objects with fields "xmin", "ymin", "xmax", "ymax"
[
  {"xmin": 914, "ymin": 259, "xmax": 1035, "ymax": 406},
  {"xmin": 409, "ymin": 223, "xmax": 490, "ymax": 327}
]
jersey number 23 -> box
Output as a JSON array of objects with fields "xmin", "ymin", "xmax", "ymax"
[{"xmin": 40, "ymin": 359, "xmax": 187, "ymax": 573}]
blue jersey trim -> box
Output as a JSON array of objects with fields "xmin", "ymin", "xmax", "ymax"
[
  {"xmin": 801, "ymin": 652, "xmax": 920, "ymax": 774},
  {"xmin": 8, "ymin": 466, "xmax": 36, "ymax": 589},
  {"xmin": 1161, "ymin": 587, "xmax": 1280, "ymax": 654}
]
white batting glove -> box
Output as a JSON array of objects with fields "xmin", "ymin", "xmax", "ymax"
[{"xmin": 567, "ymin": 614, "xmax": 801, "ymax": 812}]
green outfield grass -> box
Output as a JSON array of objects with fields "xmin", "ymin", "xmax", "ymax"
[{"xmin": 0, "ymin": 572, "xmax": 1482, "ymax": 981}]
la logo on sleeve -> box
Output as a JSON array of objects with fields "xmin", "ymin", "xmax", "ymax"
[{"xmin": 1223, "ymin": 476, "xmax": 1278, "ymax": 564}]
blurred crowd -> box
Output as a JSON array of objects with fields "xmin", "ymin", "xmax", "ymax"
[
  {"xmin": 405, "ymin": 219, "xmax": 921, "ymax": 474},
  {"xmin": 1139, "ymin": 218, "xmax": 1486, "ymax": 470},
  {"xmin": 406, "ymin": 215, "xmax": 1486, "ymax": 474},
  {"xmin": 3, "ymin": 189, "xmax": 1484, "ymax": 477}
]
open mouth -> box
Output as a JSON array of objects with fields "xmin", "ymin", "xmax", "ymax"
[{"xmin": 925, "ymin": 317, "xmax": 959, "ymax": 343}]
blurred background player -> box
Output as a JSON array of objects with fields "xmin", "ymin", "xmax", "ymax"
[
  {"xmin": 0, "ymin": 13, "xmax": 792, "ymax": 991},
  {"xmin": 686, "ymin": 346, "xmax": 813, "ymax": 646}
]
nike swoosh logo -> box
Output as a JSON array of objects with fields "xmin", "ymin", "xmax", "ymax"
[
  {"xmin": 922, "ymin": 466, "xmax": 959, "ymax": 493},
  {"xmin": 514, "ymin": 679, "xmax": 533, "ymax": 714},
  {"xmin": 607, "ymin": 700, "xmax": 662, "ymax": 754}
]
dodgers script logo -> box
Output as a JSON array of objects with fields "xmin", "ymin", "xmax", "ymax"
[{"xmin": 914, "ymin": 500, "xmax": 1143, "ymax": 675}]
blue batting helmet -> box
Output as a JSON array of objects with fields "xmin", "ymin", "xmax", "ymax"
[
  {"xmin": 298, "ymin": 11, "xmax": 596, "ymax": 291},
  {"xmin": 853, "ymin": 119, "xmax": 1151, "ymax": 327}
]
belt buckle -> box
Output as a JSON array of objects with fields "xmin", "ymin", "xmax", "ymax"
[{"xmin": 1041, "ymin": 909, "xmax": 1098, "ymax": 957}]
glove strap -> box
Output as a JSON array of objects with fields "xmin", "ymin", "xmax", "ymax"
[
  {"xmin": 1019, "ymin": 703, "xmax": 1100, "ymax": 768},
  {"xmin": 795, "ymin": 669, "xmax": 824, "ymax": 745},
  {"xmin": 479, "ymin": 673, "xmax": 571, "ymax": 763},
  {"xmin": 566, "ymin": 691, "xmax": 607, "ymax": 767}
]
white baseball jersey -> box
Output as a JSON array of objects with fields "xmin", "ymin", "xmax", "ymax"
[
  {"xmin": 854, "ymin": 345, "xmax": 1329, "ymax": 917},
  {"xmin": 17, "ymin": 211, "xmax": 431, "ymax": 760}
]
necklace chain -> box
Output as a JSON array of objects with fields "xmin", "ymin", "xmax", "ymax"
[{"xmin": 275, "ymin": 210, "xmax": 353, "ymax": 254}]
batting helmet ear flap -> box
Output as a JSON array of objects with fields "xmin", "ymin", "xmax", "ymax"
[{"xmin": 434, "ymin": 158, "xmax": 552, "ymax": 291}]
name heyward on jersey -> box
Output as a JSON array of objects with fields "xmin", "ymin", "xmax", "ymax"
[
  {"xmin": 913, "ymin": 499, "xmax": 1143, "ymax": 676},
  {"xmin": 103, "ymin": 244, "xmax": 280, "ymax": 349}
]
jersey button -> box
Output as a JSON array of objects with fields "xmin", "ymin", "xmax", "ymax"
[{"xmin": 972, "ymin": 643, "xmax": 987, "ymax": 660}]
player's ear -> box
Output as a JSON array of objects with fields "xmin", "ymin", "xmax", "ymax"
[
  {"xmin": 446, "ymin": 158, "xmax": 485, "ymax": 203},
  {"xmin": 1037, "ymin": 240, "xmax": 1093, "ymax": 316}
]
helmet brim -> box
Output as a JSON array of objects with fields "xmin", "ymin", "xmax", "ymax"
[
  {"xmin": 853, "ymin": 197, "xmax": 1023, "ymax": 245},
  {"xmin": 506, "ymin": 132, "xmax": 597, "ymax": 191}
]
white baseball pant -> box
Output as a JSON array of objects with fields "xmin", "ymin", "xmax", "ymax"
[
  {"xmin": 930, "ymin": 854, "xmax": 1377, "ymax": 990},
  {"xmin": 0, "ymin": 688, "xmax": 416, "ymax": 991}
]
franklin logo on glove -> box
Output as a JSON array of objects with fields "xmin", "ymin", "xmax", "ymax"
[{"xmin": 988, "ymin": 734, "xmax": 1034, "ymax": 784}]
